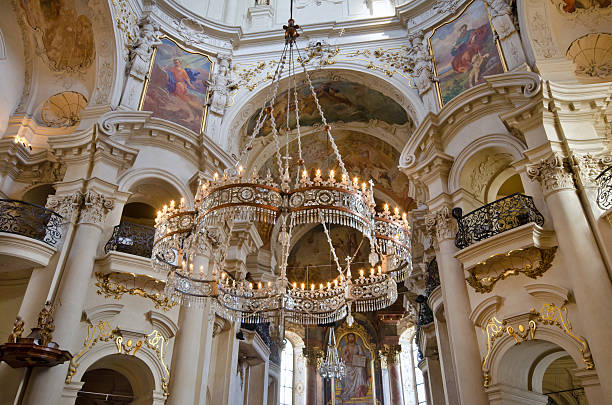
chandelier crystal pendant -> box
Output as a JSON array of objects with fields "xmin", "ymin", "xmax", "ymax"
[
  {"xmin": 151, "ymin": 12, "xmax": 411, "ymax": 336},
  {"xmin": 319, "ymin": 328, "xmax": 346, "ymax": 380}
]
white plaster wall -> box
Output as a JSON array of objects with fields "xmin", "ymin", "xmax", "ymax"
[{"xmin": 0, "ymin": 10, "xmax": 25, "ymax": 137}]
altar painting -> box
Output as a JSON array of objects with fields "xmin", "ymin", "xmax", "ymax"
[
  {"xmin": 140, "ymin": 37, "xmax": 212, "ymax": 134},
  {"xmin": 429, "ymin": 0, "xmax": 505, "ymax": 106},
  {"xmin": 331, "ymin": 329, "xmax": 381, "ymax": 405}
]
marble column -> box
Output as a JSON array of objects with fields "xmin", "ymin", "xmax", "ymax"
[
  {"xmin": 380, "ymin": 345, "xmax": 404, "ymax": 405},
  {"xmin": 422, "ymin": 356, "xmax": 446, "ymax": 405},
  {"xmin": 425, "ymin": 205, "xmax": 490, "ymax": 405},
  {"xmin": 527, "ymin": 154, "xmax": 612, "ymax": 397},
  {"xmin": 22, "ymin": 189, "xmax": 115, "ymax": 405},
  {"xmin": 303, "ymin": 347, "xmax": 323, "ymax": 405}
]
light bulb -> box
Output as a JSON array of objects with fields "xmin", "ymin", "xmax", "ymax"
[
  {"xmin": 301, "ymin": 283, "xmax": 305, "ymax": 290},
  {"xmin": 330, "ymin": 169, "xmax": 335, "ymax": 178},
  {"xmin": 316, "ymin": 169, "xmax": 321, "ymax": 177},
  {"xmin": 359, "ymin": 269, "xmax": 364, "ymax": 278},
  {"xmin": 370, "ymin": 268, "xmax": 374, "ymax": 276},
  {"xmin": 293, "ymin": 282, "xmax": 297, "ymax": 289},
  {"xmin": 302, "ymin": 169, "xmax": 308, "ymax": 178},
  {"xmin": 319, "ymin": 283, "xmax": 323, "ymax": 290},
  {"xmin": 258, "ymin": 282, "xmax": 262, "ymax": 289},
  {"xmin": 384, "ymin": 203, "xmax": 389, "ymax": 211},
  {"xmin": 311, "ymin": 283, "xmax": 315, "ymax": 291},
  {"xmin": 249, "ymin": 282, "xmax": 253, "ymax": 289}
]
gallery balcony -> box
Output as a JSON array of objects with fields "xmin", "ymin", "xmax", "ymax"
[
  {"xmin": 452, "ymin": 194, "xmax": 557, "ymax": 293},
  {"xmin": 0, "ymin": 199, "xmax": 63, "ymax": 271},
  {"xmin": 97, "ymin": 221, "xmax": 156, "ymax": 277},
  {"xmin": 596, "ymin": 165, "xmax": 611, "ymax": 211}
]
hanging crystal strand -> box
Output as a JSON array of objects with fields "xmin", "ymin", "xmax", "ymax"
[
  {"xmin": 320, "ymin": 212, "xmax": 343, "ymax": 276},
  {"xmin": 294, "ymin": 43, "xmax": 349, "ymax": 180},
  {"xmin": 292, "ymin": 44, "xmax": 305, "ymax": 187}
]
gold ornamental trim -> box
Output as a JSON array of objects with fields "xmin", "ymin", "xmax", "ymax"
[
  {"xmin": 481, "ymin": 303, "xmax": 594, "ymax": 388},
  {"xmin": 95, "ymin": 272, "xmax": 177, "ymax": 311}
]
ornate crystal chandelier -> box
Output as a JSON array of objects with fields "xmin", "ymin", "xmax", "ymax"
[
  {"xmin": 319, "ymin": 328, "xmax": 345, "ymax": 380},
  {"xmin": 151, "ymin": 12, "xmax": 411, "ymax": 339}
]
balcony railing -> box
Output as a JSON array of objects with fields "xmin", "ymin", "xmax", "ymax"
[
  {"xmin": 452, "ymin": 193, "xmax": 545, "ymax": 250},
  {"xmin": 104, "ymin": 221, "xmax": 155, "ymax": 258},
  {"xmin": 0, "ymin": 199, "xmax": 63, "ymax": 247},
  {"xmin": 596, "ymin": 166, "xmax": 612, "ymax": 210}
]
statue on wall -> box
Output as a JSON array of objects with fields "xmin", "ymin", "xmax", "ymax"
[
  {"xmin": 407, "ymin": 31, "xmax": 434, "ymax": 96},
  {"xmin": 129, "ymin": 16, "xmax": 163, "ymax": 79},
  {"xmin": 207, "ymin": 54, "xmax": 237, "ymax": 115},
  {"xmin": 121, "ymin": 15, "xmax": 162, "ymax": 110}
]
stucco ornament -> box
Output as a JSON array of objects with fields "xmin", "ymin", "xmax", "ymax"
[
  {"xmin": 433, "ymin": 0, "xmax": 462, "ymax": 14},
  {"xmin": 567, "ymin": 33, "xmax": 612, "ymax": 80},
  {"xmin": 406, "ymin": 31, "xmax": 434, "ymax": 96},
  {"xmin": 424, "ymin": 205, "xmax": 457, "ymax": 243},
  {"xmin": 207, "ymin": 54, "xmax": 237, "ymax": 115},
  {"xmin": 527, "ymin": 153, "xmax": 576, "ymax": 196},
  {"xmin": 129, "ymin": 16, "xmax": 162, "ymax": 80},
  {"xmin": 46, "ymin": 192, "xmax": 83, "ymax": 223},
  {"xmin": 79, "ymin": 191, "xmax": 115, "ymax": 225},
  {"xmin": 571, "ymin": 152, "xmax": 612, "ymax": 188}
]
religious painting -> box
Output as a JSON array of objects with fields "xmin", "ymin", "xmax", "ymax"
[
  {"xmin": 259, "ymin": 131, "xmax": 414, "ymax": 212},
  {"xmin": 429, "ymin": 0, "xmax": 505, "ymax": 106},
  {"xmin": 140, "ymin": 37, "xmax": 213, "ymax": 134},
  {"xmin": 246, "ymin": 80, "xmax": 410, "ymax": 138},
  {"xmin": 286, "ymin": 225, "xmax": 370, "ymax": 285},
  {"xmin": 329, "ymin": 323, "xmax": 382, "ymax": 405},
  {"xmin": 558, "ymin": 0, "xmax": 610, "ymax": 12}
]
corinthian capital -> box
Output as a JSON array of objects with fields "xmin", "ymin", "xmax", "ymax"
[
  {"xmin": 424, "ymin": 205, "xmax": 457, "ymax": 243},
  {"xmin": 302, "ymin": 347, "xmax": 324, "ymax": 368},
  {"xmin": 527, "ymin": 153, "xmax": 575, "ymax": 196},
  {"xmin": 78, "ymin": 190, "xmax": 114, "ymax": 225},
  {"xmin": 571, "ymin": 153, "xmax": 612, "ymax": 188},
  {"xmin": 378, "ymin": 344, "xmax": 402, "ymax": 367},
  {"xmin": 46, "ymin": 192, "xmax": 83, "ymax": 223}
]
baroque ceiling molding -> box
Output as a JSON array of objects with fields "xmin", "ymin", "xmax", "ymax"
[{"xmin": 566, "ymin": 33, "xmax": 612, "ymax": 81}]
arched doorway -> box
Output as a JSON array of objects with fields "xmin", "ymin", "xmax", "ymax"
[
  {"xmin": 76, "ymin": 368, "xmax": 134, "ymax": 404},
  {"xmin": 76, "ymin": 354, "xmax": 157, "ymax": 405},
  {"xmin": 492, "ymin": 339, "xmax": 592, "ymax": 405}
]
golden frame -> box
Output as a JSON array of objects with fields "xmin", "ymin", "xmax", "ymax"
[
  {"xmin": 427, "ymin": 0, "xmax": 509, "ymax": 108},
  {"xmin": 138, "ymin": 35, "xmax": 214, "ymax": 134},
  {"xmin": 330, "ymin": 322, "xmax": 379, "ymax": 405}
]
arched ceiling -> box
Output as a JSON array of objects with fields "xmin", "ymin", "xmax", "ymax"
[{"xmin": 245, "ymin": 78, "xmax": 412, "ymax": 138}]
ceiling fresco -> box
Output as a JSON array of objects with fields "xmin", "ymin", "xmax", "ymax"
[
  {"xmin": 286, "ymin": 224, "xmax": 371, "ymax": 285},
  {"xmin": 19, "ymin": 0, "xmax": 95, "ymax": 72},
  {"xmin": 245, "ymin": 79, "xmax": 411, "ymax": 138},
  {"xmin": 259, "ymin": 130, "xmax": 415, "ymax": 211}
]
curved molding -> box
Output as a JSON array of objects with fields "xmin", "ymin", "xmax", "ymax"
[
  {"xmin": 470, "ymin": 296, "xmax": 502, "ymax": 328},
  {"xmin": 147, "ymin": 311, "xmax": 179, "ymax": 339},
  {"xmin": 448, "ymin": 134, "xmax": 527, "ymax": 195},
  {"xmin": 427, "ymin": 285, "xmax": 444, "ymax": 320},
  {"xmin": 116, "ymin": 167, "xmax": 195, "ymax": 209},
  {"xmin": 83, "ymin": 303, "xmax": 124, "ymax": 325},
  {"xmin": 400, "ymin": 72, "xmax": 541, "ymax": 171},
  {"xmin": 524, "ymin": 283, "xmax": 570, "ymax": 305},
  {"xmin": 0, "ymin": 233, "xmax": 56, "ymax": 269}
]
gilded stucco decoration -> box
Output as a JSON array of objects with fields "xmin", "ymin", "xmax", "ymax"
[
  {"xmin": 466, "ymin": 247, "xmax": 558, "ymax": 294},
  {"xmin": 66, "ymin": 321, "xmax": 171, "ymax": 395},
  {"xmin": 95, "ymin": 272, "xmax": 177, "ymax": 311},
  {"xmin": 481, "ymin": 303, "xmax": 594, "ymax": 388},
  {"xmin": 18, "ymin": 0, "xmax": 96, "ymax": 73},
  {"xmin": 40, "ymin": 91, "xmax": 88, "ymax": 127}
]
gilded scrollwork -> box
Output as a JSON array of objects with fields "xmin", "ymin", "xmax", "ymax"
[
  {"xmin": 466, "ymin": 247, "xmax": 557, "ymax": 294},
  {"xmin": 481, "ymin": 303, "xmax": 594, "ymax": 388},
  {"xmin": 65, "ymin": 321, "xmax": 116, "ymax": 383},
  {"xmin": 94, "ymin": 272, "xmax": 177, "ymax": 311}
]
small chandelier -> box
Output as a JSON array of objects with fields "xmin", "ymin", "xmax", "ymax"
[
  {"xmin": 151, "ymin": 10, "xmax": 411, "ymax": 339},
  {"xmin": 319, "ymin": 328, "xmax": 345, "ymax": 380}
]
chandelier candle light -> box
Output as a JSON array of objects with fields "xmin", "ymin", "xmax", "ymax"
[{"xmin": 152, "ymin": 11, "xmax": 411, "ymax": 343}]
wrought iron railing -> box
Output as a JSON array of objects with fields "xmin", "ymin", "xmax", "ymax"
[
  {"xmin": 241, "ymin": 322, "xmax": 280, "ymax": 365},
  {"xmin": 104, "ymin": 221, "xmax": 155, "ymax": 258},
  {"xmin": 596, "ymin": 166, "xmax": 612, "ymax": 210},
  {"xmin": 452, "ymin": 193, "xmax": 545, "ymax": 250},
  {"xmin": 415, "ymin": 258, "xmax": 437, "ymax": 360},
  {"xmin": 0, "ymin": 199, "xmax": 63, "ymax": 247}
]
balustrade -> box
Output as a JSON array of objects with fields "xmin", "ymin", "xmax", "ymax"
[
  {"xmin": 596, "ymin": 166, "xmax": 612, "ymax": 210},
  {"xmin": 0, "ymin": 199, "xmax": 63, "ymax": 247},
  {"xmin": 452, "ymin": 193, "xmax": 544, "ymax": 249},
  {"xmin": 104, "ymin": 221, "xmax": 155, "ymax": 258}
]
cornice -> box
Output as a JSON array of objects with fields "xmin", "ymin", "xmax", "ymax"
[
  {"xmin": 98, "ymin": 111, "xmax": 234, "ymax": 171},
  {"xmin": 399, "ymin": 72, "xmax": 541, "ymax": 170}
]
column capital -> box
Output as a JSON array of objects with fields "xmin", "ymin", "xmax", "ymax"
[
  {"xmin": 78, "ymin": 190, "xmax": 114, "ymax": 226},
  {"xmin": 302, "ymin": 346, "xmax": 324, "ymax": 368},
  {"xmin": 526, "ymin": 153, "xmax": 576, "ymax": 196},
  {"xmin": 571, "ymin": 152, "xmax": 612, "ymax": 189},
  {"xmin": 46, "ymin": 192, "xmax": 83, "ymax": 224},
  {"xmin": 424, "ymin": 204, "xmax": 457, "ymax": 244},
  {"xmin": 378, "ymin": 344, "xmax": 402, "ymax": 368}
]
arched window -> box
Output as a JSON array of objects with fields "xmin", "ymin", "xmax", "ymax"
[
  {"xmin": 399, "ymin": 327, "xmax": 427, "ymax": 405},
  {"xmin": 280, "ymin": 340, "xmax": 294, "ymax": 405}
]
